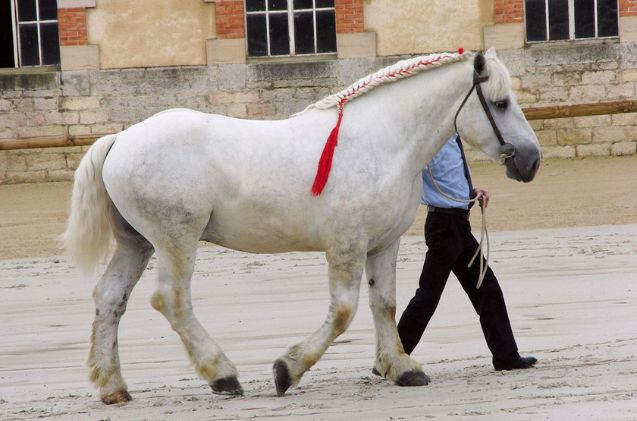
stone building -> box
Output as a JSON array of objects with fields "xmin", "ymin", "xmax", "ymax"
[{"xmin": 0, "ymin": 0, "xmax": 636, "ymax": 183}]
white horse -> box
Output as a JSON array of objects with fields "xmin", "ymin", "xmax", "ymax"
[{"xmin": 63, "ymin": 48, "xmax": 541, "ymax": 404}]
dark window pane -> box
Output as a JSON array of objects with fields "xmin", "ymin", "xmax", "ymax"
[
  {"xmin": 268, "ymin": 0, "xmax": 287, "ymax": 11},
  {"xmin": 38, "ymin": 0, "xmax": 57, "ymax": 20},
  {"xmin": 574, "ymin": 0, "xmax": 595, "ymax": 38},
  {"xmin": 316, "ymin": 0, "xmax": 334, "ymax": 7},
  {"xmin": 598, "ymin": 0, "xmax": 618, "ymax": 37},
  {"xmin": 525, "ymin": 0, "xmax": 546, "ymax": 41},
  {"xmin": 247, "ymin": 14, "xmax": 268, "ymax": 56},
  {"xmin": 19, "ymin": 23, "xmax": 39, "ymax": 66},
  {"xmin": 316, "ymin": 10, "xmax": 335, "ymax": 53},
  {"xmin": 548, "ymin": 0, "xmax": 569, "ymax": 40},
  {"xmin": 18, "ymin": 0, "xmax": 37, "ymax": 21},
  {"xmin": 246, "ymin": 0, "xmax": 265, "ymax": 12},
  {"xmin": 0, "ymin": 0, "xmax": 16, "ymax": 67},
  {"xmin": 269, "ymin": 12, "xmax": 290, "ymax": 55},
  {"xmin": 293, "ymin": 0, "xmax": 313, "ymax": 9},
  {"xmin": 294, "ymin": 11, "xmax": 314, "ymax": 54},
  {"xmin": 40, "ymin": 22, "xmax": 59, "ymax": 64}
]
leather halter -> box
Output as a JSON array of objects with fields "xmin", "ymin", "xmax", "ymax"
[{"xmin": 453, "ymin": 70, "xmax": 515, "ymax": 160}]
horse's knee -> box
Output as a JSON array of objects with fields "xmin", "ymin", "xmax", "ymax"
[
  {"xmin": 151, "ymin": 288, "xmax": 186, "ymax": 320},
  {"xmin": 150, "ymin": 290, "xmax": 166, "ymax": 313}
]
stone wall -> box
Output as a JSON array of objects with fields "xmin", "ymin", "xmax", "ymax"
[
  {"xmin": 495, "ymin": 42, "xmax": 637, "ymax": 159},
  {"xmin": 0, "ymin": 58, "xmax": 386, "ymax": 183},
  {"xmin": 2, "ymin": 43, "xmax": 637, "ymax": 184}
]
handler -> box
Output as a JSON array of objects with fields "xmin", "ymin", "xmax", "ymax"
[{"xmin": 396, "ymin": 134, "xmax": 537, "ymax": 371}]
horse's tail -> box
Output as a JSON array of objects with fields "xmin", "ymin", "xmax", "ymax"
[{"xmin": 61, "ymin": 134, "xmax": 117, "ymax": 275}]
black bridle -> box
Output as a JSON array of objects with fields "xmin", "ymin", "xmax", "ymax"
[{"xmin": 453, "ymin": 70, "xmax": 515, "ymax": 160}]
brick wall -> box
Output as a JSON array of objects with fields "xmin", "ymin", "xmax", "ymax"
[
  {"xmin": 620, "ymin": 0, "xmax": 637, "ymax": 16},
  {"xmin": 335, "ymin": 0, "xmax": 364, "ymax": 33},
  {"xmin": 215, "ymin": 0, "xmax": 246, "ymax": 39},
  {"xmin": 494, "ymin": 0, "xmax": 524, "ymax": 24},
  {"xmin": 57, "ymin": 8, "xmax": 88, "ymax": 46}
]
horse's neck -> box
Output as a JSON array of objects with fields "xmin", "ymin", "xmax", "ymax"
[{"xmin": 345, "ymin": 62, "xmax": 472, "ymax": 175}]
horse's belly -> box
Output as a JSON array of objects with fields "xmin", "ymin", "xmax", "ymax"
[{"xmin": 201, "ymin": 209, "xmax": 323, "ymax": 253}]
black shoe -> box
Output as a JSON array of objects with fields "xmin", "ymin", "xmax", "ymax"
[{"xmin": 493, "ymin": 355, "xmax": 537, "ymax": 371}]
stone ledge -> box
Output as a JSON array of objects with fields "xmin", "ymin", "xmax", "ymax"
[
  {"xmin": 60, "ymin": 45, "xmax": 100, "ymax": 70},
  {"xmin": 336, "ymin": 32, "xmax": 377, "ymax": 58},
  {"xmin": 483, "ymin": 23, "xmax": 524, "ymax": 50},
  {"xmin": 57, "ymin": 0, "xmax": 96, "ymax": 8},
  {"xmin": 620, "ymin": 16, "xmax": 637, "ymax": 43},
  {"xmin": 207, "ymin": 38, "xmax": 247, "ymax": 64}
]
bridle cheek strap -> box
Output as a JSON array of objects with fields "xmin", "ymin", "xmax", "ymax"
[{"xmin": 454, "ymin": 71, "xmax": 515, "ymax": 161}]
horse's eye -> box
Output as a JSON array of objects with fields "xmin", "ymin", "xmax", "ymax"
[{"xmin": 494, "ymin": 100, "xmax": 509, "ymax": 111}]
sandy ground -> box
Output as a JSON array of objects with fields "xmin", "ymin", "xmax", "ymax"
[{"xmin": 1, "ymin": 156, "xmax": 637, "ymax": 420}]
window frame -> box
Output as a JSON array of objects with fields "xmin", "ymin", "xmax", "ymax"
[
  {"xmin": 5, "ymin": 0, "xmax": 60, "ymax": 68},
  {"xmin": 244, "ymin": 0, "xmax": 337, "ymax": 58},
  {"xmin": 524, "ymin": 0, "xmax": 619, "ymax": 43}
]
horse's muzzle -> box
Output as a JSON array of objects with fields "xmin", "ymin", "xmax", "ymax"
[{"xmin": 504, "ymin": 147, "xmax": 541, "ymax": 183}]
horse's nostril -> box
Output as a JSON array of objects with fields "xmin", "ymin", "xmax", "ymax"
[{"xmin": 531, "ymin": 158, "xmax": 540, "ymax": 173}]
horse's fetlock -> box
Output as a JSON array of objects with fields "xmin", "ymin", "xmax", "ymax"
[
  {"xmin": 196, "ymin": 358, "xmax": 219, "ymax": 381},
  {"xmin": 282, "ymin": 346, "xmax": 308, "ymax": 382},
  {"xmin": 302, "ymin": 351, "xmax": 322, "ymax": 370}
]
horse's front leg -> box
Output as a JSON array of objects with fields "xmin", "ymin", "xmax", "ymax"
[
  {"xmin": 273, "ymin": 245, "xmax": 366, "ymax": 396},
  {"xmin": 366, "ymin": 239, "xmax": 429, "ymax": 386}
]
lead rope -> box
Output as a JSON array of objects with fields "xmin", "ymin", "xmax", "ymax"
[{"xmin": 426, "ymin": 166, "xmax": 490, "ymax": 289}]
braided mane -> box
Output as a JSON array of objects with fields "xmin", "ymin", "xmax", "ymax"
[{"xmin": 309, "ymin": 50, "xmax": 474, "ymax": 111}]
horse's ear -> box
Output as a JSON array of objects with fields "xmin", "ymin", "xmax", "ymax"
[{"xmin": 474, "ymin": 52, "xmax": 486, "ymax": 75}]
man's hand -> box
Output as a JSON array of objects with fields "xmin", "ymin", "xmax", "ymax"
[{"xmin": 474, "ymin": 187, "xmax": 490, "ymax": 208}]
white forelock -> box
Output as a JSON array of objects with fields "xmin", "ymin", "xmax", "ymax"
[{"xmin": 482, "ymin": 56, "xmax": 512, "ymax": 102}]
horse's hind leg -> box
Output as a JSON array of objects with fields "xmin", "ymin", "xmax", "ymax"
[
  {"xmin": 89, "ymin": 211, "xmax": 154, "ymax": 404},
  {"xmin": 366, "ymin": 240, "xmax": 428, "ymax": 386},
  {"xmin": 150, "ymin": 241, "xmax": 243, "ymax": 396},
  {"xmin": 273, "ymin": 245, "xmax": 366, "ymax": 396}
]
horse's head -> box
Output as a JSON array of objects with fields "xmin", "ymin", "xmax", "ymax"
[{"xmin": 456, "ymin": 48, "xmax": 541, "ymax": 182}]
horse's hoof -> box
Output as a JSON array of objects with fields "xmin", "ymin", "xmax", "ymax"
[
  {"xmin": 211, "ymin": 376, "xmax": 244, "ymax": 396},
  {"xmin": 101, "ymin": 390, "xmax": 132, "ymax": 405},
  {"xmin": 273, "ymin": 359, "xmax": 292, "ymax": 396},
  {"xmin": 396, "ymin": 370, "xmax": 430, "ymax": 387}
]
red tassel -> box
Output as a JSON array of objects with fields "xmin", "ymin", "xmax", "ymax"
[{"xmin": 311, "ymin": 104, "xmax": 344, "ymax": 196}]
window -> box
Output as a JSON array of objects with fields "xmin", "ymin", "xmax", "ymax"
[
  {"xmin": 525, "ymin": 0, "xmax": 618, "ymax": 42},
  {"xmin": 246, "ymin": 0, "xmax": 336, "ymax": 57},
  {"xmin": 0, "ymin": 0, "xmax": 60, "ymax": 68}
]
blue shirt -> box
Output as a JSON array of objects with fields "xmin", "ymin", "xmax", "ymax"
[{"xmin": 422, "ymin": 135, "xmax": 472, "ymax": 210}]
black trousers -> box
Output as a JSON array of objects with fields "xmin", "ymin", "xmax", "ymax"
[{"xmin": 397, "ymin": 211, "xmax": 519, "ymax": 361}]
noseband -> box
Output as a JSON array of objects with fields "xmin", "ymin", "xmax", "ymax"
[{"xmin": 453, "ymin": 71, "xmax": 515, "ymax": 161}]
